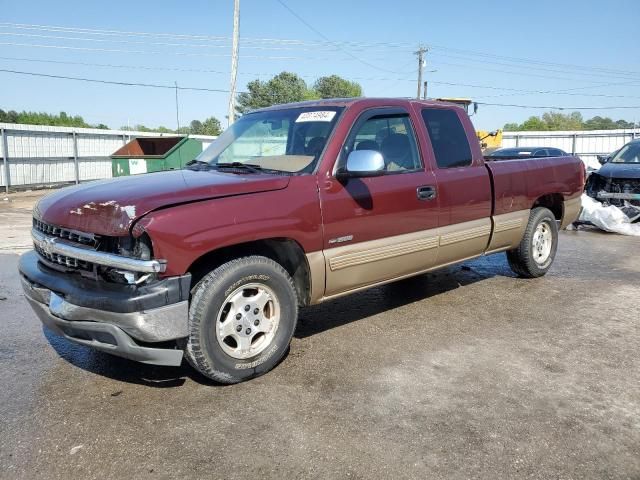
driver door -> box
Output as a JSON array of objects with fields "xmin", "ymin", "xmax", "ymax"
[{"xmin": 319, "ymin": 107, "xmax": 440, "ymax": 297}]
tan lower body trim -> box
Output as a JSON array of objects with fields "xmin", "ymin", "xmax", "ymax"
[
  {"xmin": 435, "ymin": 218, "xmax": 492, "ymax": 267},
  {"xmin": 321, "ymin": 218, "xmax": 491, "ymax": 298},
  {"xmin": 323, "ymin": 229, "xmax": 440, "ymax": 297},
  {"xmin": 487, "ymin": 209, "xmax": 530, "ymax": 252},
  {"xmin": 318, "ymin": 252, "xmax": 485, "ymax": 303},
  {"xmin": 306, "ymin": 251, "xmax": 326, "ymax": 305},
  {"xmin": 307, "ymin": 210, "xmax": 532, "ymax": 304},
  {"xmin": 560, "ymin": 196, "xmax": 581, "ymax": 229}
]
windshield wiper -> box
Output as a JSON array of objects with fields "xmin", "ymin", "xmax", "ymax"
[
  {"xmin": 184, "ymin": 159, "xmax": 213, "ymax": 170},
  {"xmin": 215, "ymin": 162, "xmax": 263, "ymax": 173}
]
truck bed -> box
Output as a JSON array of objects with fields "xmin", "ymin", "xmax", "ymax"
[{"xmin": 485, "ymin": 155, "xmax": 584, "ymax": 218}]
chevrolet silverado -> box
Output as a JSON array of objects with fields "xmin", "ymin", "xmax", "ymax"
[{"xmin": 20, "ymin": 98, "xmax": 584, "ymax": 383}]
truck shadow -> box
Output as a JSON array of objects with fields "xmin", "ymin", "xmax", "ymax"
[
  {"xmin": 295, "ymin": 254, "xmax": 515, "ymax": 338},
  {"xmin": 43, "ymin": 329, "xmax": 216, "ymax": 388},
  {"xmin": 44, "ymin": 254, "xmax": 514, "ymax": 388}
]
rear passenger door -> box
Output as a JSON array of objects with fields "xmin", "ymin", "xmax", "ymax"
[
  {"xmin": 419, "ymin": 107, "xmax": 492, "ymax": 265},
  {"xmin": 320, "ymin": 107, "xmax": 440, "ymax": 297}
]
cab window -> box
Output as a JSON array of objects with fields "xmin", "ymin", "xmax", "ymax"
[
  {"xmin": 421, "ymin": 108, "xmax": 472, "ymax": 168},
  {"xmin": 344, "ymin": 113, "xmax": 422, "ymax": 173}
]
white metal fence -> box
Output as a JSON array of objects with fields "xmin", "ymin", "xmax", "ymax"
[
  {"xmin": 3, "ymin": 123, "xmax": 639, "ymax": 191},
  {"xmin": 0, "ymin": 123, "xmax": 216, "ymax": 192},
  {"xmin": 502, "ymin": 128, "xmax": 639, "ymax": 170}
]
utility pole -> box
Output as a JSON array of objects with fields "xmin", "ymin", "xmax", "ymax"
[
  {"xmin": 415, "ymin": 45, "xmax": 428, "ymax": 99},
  {"xmin": 175, "ymin": 81, "xmax": 180, "ymax": 131},
  {"xmin": 423, "ymin": 81, "xmax": 427, "ymax": 100},
  {"xmin": 227, "ymin": 0, "xmax": 240, "ymax": 126}
]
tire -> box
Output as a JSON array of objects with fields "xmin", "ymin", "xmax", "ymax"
[
  {"xmin": 184, "ymin": 256, "xmax": 298, "ymax": 384},
  {"xmin": 506, "ymin": 207, "xmax": 559, "ymax": 278}
]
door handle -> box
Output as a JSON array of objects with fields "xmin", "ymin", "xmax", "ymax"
[{"xmin": 417, "ymin": 185, "xmax": 437, "ymax": 201}]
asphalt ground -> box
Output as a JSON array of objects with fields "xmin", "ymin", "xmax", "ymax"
[{"xmin": 1, "ymin": 192, "xmax": 639, "ymax": 479}]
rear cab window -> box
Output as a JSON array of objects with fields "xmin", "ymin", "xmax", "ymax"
[{"xmin": 421, "ymin": 108, "xmax": 473, "ymax": 168}]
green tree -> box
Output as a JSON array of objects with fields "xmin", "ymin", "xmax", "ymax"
[
  {"xmin": 520, "ymin": 116, "xmax": 548, "ymax": 131},
  {"xmin": 1, "ymin": 108, "xmax": 101, "ymax": 128},
  {"xmin": 541, "ymin": 111, "xmax": 583, "ymax": 130},
  {"xmin": 200, "ymin": 117, "xmax": 222, "ymax": 136},
  {"xmin": 614, "ymin": 119, "xmax": 635, "ymax": 129},
  {"xmin": 189, "ymin": 120, "xmax": 204, "ymax": 135},
  {"xmin": 313, "ymin": 75, "xmax": 362, "ymax": 98},
  {"xmin": 504, "ymin": 111, "xmax": 638, "ymax": 131},
  {"xmin": 236, "ymin": 72, "xmax": 310, "ymax": 114},
  {"xmin": 583, "ymin": 116, "xmax": 635, "ymax": 130}
]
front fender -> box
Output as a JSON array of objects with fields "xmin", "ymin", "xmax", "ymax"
[{"xmin": 135, "ymin": 176, "xmax": 323, "ymax": 277}]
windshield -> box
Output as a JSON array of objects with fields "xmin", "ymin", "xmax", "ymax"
[
  {"xmin": 611, "ymin": 142, "xmax": 640, "ymax": 164},
  {"xmin": 196, "ymin": 107, "xmax": 344, "ymax": 173}
]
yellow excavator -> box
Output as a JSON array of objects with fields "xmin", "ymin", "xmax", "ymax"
[{"xmin": 435, "ymin": 98, "xmax": 502, "ymax": 153}]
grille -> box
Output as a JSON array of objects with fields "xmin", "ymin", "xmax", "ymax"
[
  {"xmin": 33, "ymin": 219, "xmax": 96, "ymax": 271},
  {"xmin": 33, "ymin": 219, "xmax": 95, "ymax": 246},
  {"xmin": 34, "ymin": 243, "xmax": 92, "ymax": 270}
]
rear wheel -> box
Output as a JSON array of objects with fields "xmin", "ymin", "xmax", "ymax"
[
  {"xmin": 507, "ymin": 207, "xmax": 558, "ymax": 278},
  {"xmin": 184, "ymin": 256, "xmax": 298, "ymax": 384}
]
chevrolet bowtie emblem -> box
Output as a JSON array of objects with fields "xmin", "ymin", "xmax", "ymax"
[{"xmin": 37, "ymin": 235, "xmax": 56, "ymax": 255}]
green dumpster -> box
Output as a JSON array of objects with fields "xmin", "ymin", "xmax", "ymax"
[{"xmin": 111, "ymin": 136, "xmax": 202, "ymax": 177}]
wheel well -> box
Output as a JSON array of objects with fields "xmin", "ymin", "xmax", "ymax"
[
  {"xmin": 187, "ymin": 239, "xmax": 312, "ymax": 306},
  {"xmin": 532, "ymin": 194, "xmax": 563, "ymax": 221}
]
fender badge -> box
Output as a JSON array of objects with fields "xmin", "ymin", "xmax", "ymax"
[{"xmin": 328, "ymin": 235, "xmax": 353, "ymax": 245}]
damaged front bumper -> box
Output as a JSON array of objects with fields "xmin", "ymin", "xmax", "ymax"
[
  {"xmin": 594, "ymin": 191, "xmax": 640, "ymax": 202},
  {"xmin": 19, "ymin": 251, "xmax": 191, "ymax": 366},
  {"xmin": 585, "ymin": 174, "xmax": 640, "ymax": 223}
]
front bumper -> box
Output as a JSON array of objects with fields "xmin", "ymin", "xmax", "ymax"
[{"xmin": 19, "ymin": 251, "xmax": 191, "ymax": 366}]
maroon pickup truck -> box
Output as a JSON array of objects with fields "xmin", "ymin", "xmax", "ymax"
[{"xmin": 20, "ymin": 98, "xmax": 584, "ymax": 383}]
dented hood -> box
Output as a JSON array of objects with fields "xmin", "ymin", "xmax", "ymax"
[{"xmin": 34, "ymin": 169, "xmax": 290, "ymax": 236}]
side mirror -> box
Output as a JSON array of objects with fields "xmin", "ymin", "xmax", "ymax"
[
  {"xmin": 339, "ymin": 150, "xmax": 385, "ymax": 178},
  {"xmin": 597, "ymin": 155, "xmax": 609, "ymax": 165}
]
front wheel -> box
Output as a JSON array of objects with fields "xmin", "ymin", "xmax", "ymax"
[
  {"xmin": 507, "ymin": 207, "xmax": 559, "ymax": 278},
  {"xmin": 184, "ymin": 256, "xmax": 298, "ymax": 384}
]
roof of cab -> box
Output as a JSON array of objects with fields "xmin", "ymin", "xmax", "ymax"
[{"xmin": 250, "ymin": 97, "xmax": 465, "ymax": 113}]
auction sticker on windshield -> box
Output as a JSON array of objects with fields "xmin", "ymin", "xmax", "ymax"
[{"xmin": 296, "ymin": 111, "xmax": 336, "ymax": 123}]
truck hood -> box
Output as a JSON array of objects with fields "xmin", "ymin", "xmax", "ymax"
[
  {"xmin": 34, "ymin": 169, "xmax": 291, "ymax": 236},
  {"xmin": 597, "ymin": 162, "xmax": 640, "ymax": 180}
]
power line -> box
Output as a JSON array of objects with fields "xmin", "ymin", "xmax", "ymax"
[
  {"xmin": 428, "ymin": 52, "xmax": 640, "ymax": 82},
  {"xmin": 476, "ymin": 101, "xmax": 640, "ymax": 110},
  {"xmin": 3, "ymin": 56, "xmax": 640, "ymax": 102},
  {"xmin": 0, "ymin": 68, "xmax": 231, "ymax": 92},
  {"xmin": 0, "ymin": 31, "xmax": 231, "ymax": 49},
  {"xmin": 428, "ymin": 44, "xmax": 640, "ymax": 78},
  {"xmin": 476, "ymin": 79, "xmax": 640, "ymax": 99},
  {"xmin": 2, "ymin": 21, "xmax": 637, "ymax": 80},
  {"xmin": 0, "ymin": 55, "xmax": 230, "ymax": 74},
  {"xmin": 428, "ymin": 59, "xmax": 625, "ymax": 84},
  {"xmin": 274, "ymin": 0, "xmax": 401, "ymax": 74},
  {"xmin": 0, "ymin": 54, "xmax": 422, "ymax": 82},
  {"xmin": 0, "ymin": 21, "xmax": 415, "ymax": 50},
  {"xmin": 0, "ymin": 41, "xmax": 312, "ymax": 60},
  {"xmin": 7, "ymin": 28, "xmax": 637, "ymax": 80},
  {"xmin": 2, "ymin": 67, "xmax": 639, "ymax": 112},
  {"xmin": 0, "ymin": 54, "xmax": 426, "ymax": 82},
  {"xmin": 0, "ymin": 30, "xmax": 409, "ymax": 54}
]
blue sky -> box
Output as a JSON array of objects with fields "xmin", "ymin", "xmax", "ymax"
[{"xmin": 1, "ymin": 0, "xmax": 639, "ymax": 131}]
